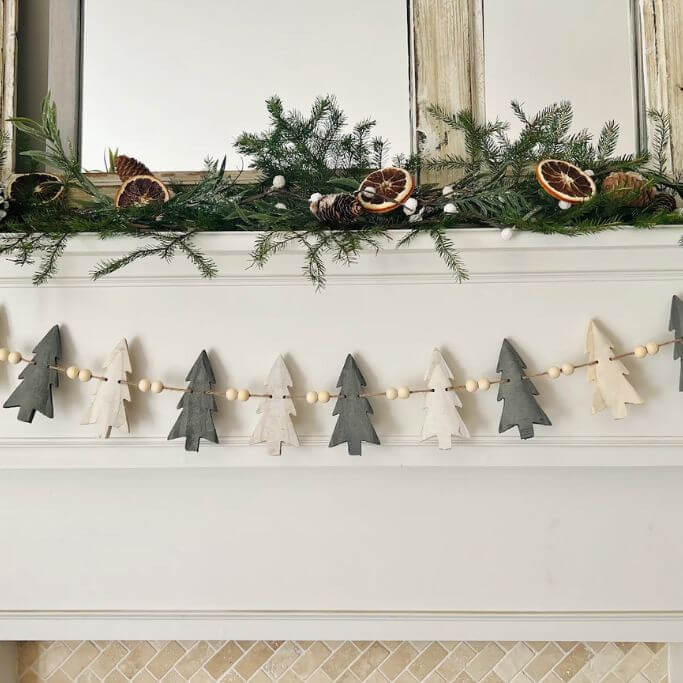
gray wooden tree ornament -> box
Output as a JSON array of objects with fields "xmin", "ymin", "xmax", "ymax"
[
  {"xmin": 586, "ymin": 319, "xmax": 643, "ymax": 419},
  {"xmin": 497, "ymin": 338, "xmax": 551, "ymax": 440},
  {"xmin": 421, "ymin": 348, "xmax": 469, "ymax": 449},
  {"xmin": 168, "ymin": 350, "xmax": 219, "ymax": 452},
  {"xmin": 3, "ymin": 324, "xmax": 61, "ymax": 423},
  {"xmin": 669, "ymin": 295, "xmax": 683, "ymax": 390},
  {"xmin": 250, "ymin": 355, "xmax": 299, "ymax": 455},
  {"xmin": 81, "ymin": 338, "xmax": 132, "ymax": 438},
  {"xmin": 329, "ymin": 354, "xmax": 380, "ymax": 456}
]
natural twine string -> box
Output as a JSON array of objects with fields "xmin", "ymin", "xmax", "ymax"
[{"xmin": 12, "ymin": 335, "xmax": 681, "ymax": 403}]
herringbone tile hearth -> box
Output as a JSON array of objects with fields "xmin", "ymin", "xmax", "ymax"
[{"xmin": 17, "ymin": 640, "xmax": 668, "ymax": 683}]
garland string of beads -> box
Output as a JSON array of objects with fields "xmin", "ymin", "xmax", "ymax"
[{"xmin": 1, "ymin": 295, "xmax": 682, "ymax": 452}]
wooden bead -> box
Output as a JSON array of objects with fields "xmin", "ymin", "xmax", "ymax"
[
  {"xmin": 237, "ymin": 389, "xmax": 250, "ymax": 401},
  {"xmin": 385, "ymin": 387, "xmax": 398, "ymax": 400},
  {"xmin": 561, "ymin": 363, "xmax": 575, "ymax": 376},
  {"xmin": 306, "ymin": 391, "xmax": 318, "ymax": 404},
  {"xmin": 65, "ymin": 365, "xmax": 79, "ymax": 380},
  {"xmin": 397, "ymin": 386, "xmax": 410, "ymax": 399},
  {"xmin": 633, "ymin": 345, "xmax": 647, "ymax": 359},
  {"xmin": 137, "ymin": 378, "xmax": 151, "ymax": 392},
  {"xmin": 225, "ymin": 388, "xmax": 238, "ymax": 401},
  {"xmin": 477, "ymin": 378, "xmax": 490, "ymax": 391},
  {"xmin": 150, "ymin": 380, "xmax": 164, "ymax": 394},
  {"xmin": 465, "ymin": 379, "xmax": 478, "ymax": 393},
  {"xmin": 646, "ymin": 341, "xmax": 659, "ymax": 356},
  {"xmin": 0, "ymin": 348, "xmax": 9, "ymax": 362},
  {"xmin": 547, "ymin": 366, "xmax": 561, "ymax": 379},
  {"xmin": 318, "ymin": 390, "xmax": 330, "ymax": 404},
  {"xmin": 78, "ymin": 368, "xmax": 92, "ymax": 382},
  {"xmin": 7, "ymin": 351, "xmax": 21, "ymax": 365}
]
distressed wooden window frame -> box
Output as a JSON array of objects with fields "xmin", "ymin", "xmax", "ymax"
[{"xmin": 1, "ymin": 0, "xmax": 681, "ymax": 189}]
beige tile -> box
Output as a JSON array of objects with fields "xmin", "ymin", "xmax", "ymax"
[
  {"xmin": 499, "ymin": 644, "xmax": 518, "ymax": 653},
  {"xmin": 118, "ymin": 642, "xmax": 156, "ymax": 679},
  {"xmin": 585, "ymin": 645, "xmax": 606, "ymax": 655},
  {"xmin": 104, "ymin": 671, "xmax": 129, "ymax": 683},
  {"xmin": 494, "ymin": 643, "xmax": 534, "ymax": 681},
  {"xmin": 249, "ymin": 673, "xmax": 272, "ymax": 683},
  {"xmin": 354, "ymin": 643, "xmax": 372, "ymax": 653},
  {"xmin": 322, "ymin": 642, "xmax": 361, "ymax": 680},
  {"xmin": 76, "ymin": 672, "xmax": 101, "ymax": 683},
  {"xmin": 381, "ymin": 642, "xmax": 418, "ymax": 680},
  {"xmin": 466, "ymin": 644, "xmax": 506, "ymax": 682},
  {"xmin": 19, "ymin": 642, "xmax": 42, "ymax": 674},
  {"xmin": 480, "ymin": 672, "xmax": 503, "ymax": 683},
  {"xmin": 205, "ymin": 642, "xmax": 242, "ymax": 680},
  {"xmin": 298, "ymin": 643, "xmax": 315, "ymax": 651},
  {"xmin": 541, "ymin": 672, "xmax": 563, "ymax": 683},
  {"xmin": 524, "ymin": 645, "xmax": 547, "ymax": 655},
  {"xmin": 336, "ymin": 672, "xmax": 361, "ymax": 683},
  {"xmin": 92, "ymin": 641, "xmax": 128, "ymax": 678},
  {"xmin": 440, "ymin": 644, "xmax": 460, "ymax": 653},
  {"xmin": 147, "ymin": 641, "xmax": 186, "ymax": 679},
  {"xmin": 293, "ymin": 642, "xmax": 333, "ymax": 679},
  {"xmin": 394, "ymin": 673, "xmax": 419, "ymax": 683},
  {"xmin": 237, "ymin": 642, "xmax": 255, "ymax": 652},
  {"xmin": 131, "ymin": 671, "xmax": 157, "ymax": 683},
  {"xmin": 235, "ymin": 642, "xmax": 274, "ymax": 680},
  {"xmin": 36, "ymin": 643, "xmax": 73, "ymax": 678},
  {"xmin": 556, "ymin": 646, "xmax": 577, "ymax": 655},
  {"xmin": 190, "ymin": 671, "xmax": 217, "ymax": 683},
  {"xmin": 278, "ymin": 671, "xmax": 305, "ymax": 683},
  {"xmin": 307, "ymin": 671, "xmax": 333, "ymax": 683},
  {"xmin": 438, "ymin": 643, "xmax": 477, "ymax": 681},
  {"xmin": 630, "ymin": 675, "xmax": 650, "ymax": 683},
  {"xmin": 176, "ymin": 641, "xmax": 214, "ymax": 679},
  {"xmin": 267, "ymin": 642, "xmax": 285, "ymax": 652},
  {"xmin": 581, "ymin": 643, "xmax": 623, "ymax": 683},
  {"xmin": 614, "ymin": 643, "xmax": 655, "ymax": 682},
  {"xmin": 524, "ymin": 644, "xmax": 564, "ymax": 682},
  {"xmin": 509, "ymin": 673, "xmax": 533, "ymax": 683},
  {"xmin": 616, "ymin": 644, "xmax": 637, "ymax": 655},
  {"xmin": 46, "ymin": 672, "xmax": 71, "ymax": 683},
  {"xmin": 451, "ymin": 674, "xmax": 475, "ymax": 683},
  {"xmin": 222, "ymin": 671, "xmax": 246, "ymax": 683},
  {"xmin": 263, "ymin": 641, "xmax": 305, "ymax": 680},
  {"xmin": 552, "ymin": 645, "xmax": 591, "ymax": 682},
  {"xmin": 62, "ymin": 642, "xmax": 100, "ymax": 679},
  {"xmin": 411, "ymin": 644, "xmax": 432, "ymax": 654},
  {"xmin": 645, "ymin": 645, "xmax": 666, "ymax": 655},
  {"xmin": 351, "ymin": 643, "xmax": 391, "ymax": 680},
  {"xmin": 382, "ymin": 643, "xmax": 404, "ymax": 653},
  {"xmin": 160, "ymin": 671, "xmax": 186, "ymax": 683},
  {"xmin": 643, "ymin": 648, "xmax": 668, "ymax": 683},
  {"xmin": 409, "ymin": 643, "xmax": 448, "ymax": 681}
]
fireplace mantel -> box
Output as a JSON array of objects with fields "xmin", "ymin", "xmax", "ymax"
[{"xmin": 1, "ymin": 227, "xmax": 683, "ymax": 641}]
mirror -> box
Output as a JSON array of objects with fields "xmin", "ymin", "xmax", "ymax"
[
  {"xmin": 80, "ymin": 0, "xmax": 412, "ymax": 172},
  {"xmin": 483, "ymin": 0, "xmax": 639, "ymax": 154}
]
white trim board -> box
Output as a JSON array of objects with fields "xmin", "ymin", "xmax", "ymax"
[{"xmin": 2, "ymin": 610, "xmax": 683, "ymax": 641}]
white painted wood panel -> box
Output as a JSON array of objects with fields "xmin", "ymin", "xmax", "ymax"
[{"xmin": 0, "ymin": 227, "xmax": 682, "ymax": 640}]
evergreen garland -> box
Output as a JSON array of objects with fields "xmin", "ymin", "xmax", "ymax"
[{"xmin": 0, "ymin": 94, "xmax": 680, "ymax": 287}]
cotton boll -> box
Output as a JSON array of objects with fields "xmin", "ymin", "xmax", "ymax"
[
  {"xmin": 443, "ymin": 203, "xmax": 458, "ymax": 214},
  {"xmin": 275, "ymin": 202, "xmax": 287, "ymax": 210},
  {"xmin": 442, "ymin": 185, "xmax": 454, "ymax": 196},
  {"xmin": 403, "ymin": 197, "xmax": 418, "ymax": 216},
  {"xmin": 558, "ymin": 200, "xmax": 572, "ymax": 210},
  {"xmin": 272, "ymin": 175, "xmax": 286, "ymax": 189},
  {"xmin": 500, "ymin": 227, "xmax": 514, "ymax": 241}
]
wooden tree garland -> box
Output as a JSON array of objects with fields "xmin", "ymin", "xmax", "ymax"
[
  {"xmin": 421, "ymin": 348, "xmax": 469, "ymax": 448},
  {"xmin": 497, "ymin": 339, "xmax": 551, "ymax": 440},
  {"xmin": 3, "ymin": 325, "xmax": 61, "ymax": 423},
  {"xmin": 167, "ymin": 350, "xmax": 219, "ymax": 452},
  {"xmin": 669, "ymin": 295, "xmax": 683, "ymax": 390},
  {"xmin": 329, "ymin": 354, "xmax": 380, "ymax": 455},
  {"xmin": 81, "ymin": 338, "xmax": 132, "ymax": 438},
  {"xmin": 250, "ymin": 355, "xmax": 300, "ymax": 455},
  {"xmin": 586, "ymin": 320, "xmax": 643, "ymax": 419}
]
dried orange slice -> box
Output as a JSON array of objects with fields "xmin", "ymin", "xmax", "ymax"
[
  {"xmin": 536, "ymin": 160, "xmax": 596, "ymax": 204},
  {"xmin": 7, "ymin": 173, "xmax": 64, "ymax": 203},
  {"xmin": 358, "ymin": 167, "xmax": 414, "ymax": 213},
  {"xmin": 114, "ymin": 174, "xmax": 170, "ymax": 208}
]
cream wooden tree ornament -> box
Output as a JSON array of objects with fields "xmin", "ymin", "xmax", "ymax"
[
  {"xmin": 82, "ymin": 338, "xmax": 132, "ymax": 438},
  {"xmin": 586, "ymin": 320, "xmax": 643, "ymax": 419},
  {"xmin": 421, "ymin": 348, "xmax": 469, "ymax": 448},
  {"xmin": 251, "ymin": 355, "xmax": 299, "ymax": 455}
]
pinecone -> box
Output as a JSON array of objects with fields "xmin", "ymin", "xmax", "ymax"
[
  {"xmin": 601, "ymin": 171, "xmax": 655, "ymax": 207},
  {"xmin": 309, "ymin": 193, "xmax": 364, "ymax": 227},
  {"xmin": 115, "ymin": 155, "xmax": 152, "ymax": 181},
  {"xmin": 647, "ymin": 192, "xmax": 677, "ymax": 213}
]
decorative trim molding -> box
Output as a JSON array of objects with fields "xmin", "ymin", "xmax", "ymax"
[
  {"xmin": 0, "ymin": 434, "xmax": 682, "ymax": 468},
  {"xmin": 1, "ymin": 609, "xmax": 683, "ymax": 641}
]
